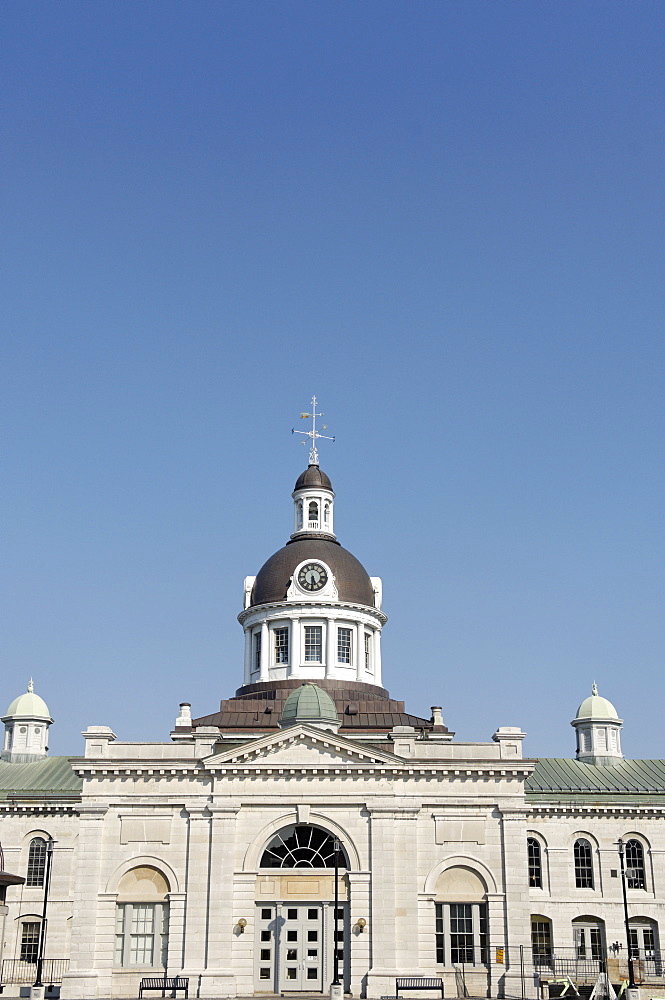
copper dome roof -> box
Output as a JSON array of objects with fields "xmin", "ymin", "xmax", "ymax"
[
  {"xmin": 250, "ymin": 537, "xmax": 375, "ymax": 608},
  {"xmin": 293, "ymin": 465, "xmax": 333, "ymax": 492}
]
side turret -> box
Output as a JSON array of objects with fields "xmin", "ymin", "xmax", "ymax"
[
  {"xmin": 2, "ymin": 679, "xmax": 53, "ymax": 763},
  {"xmin": 571, "ymin": 682, "xmax": 623, "ymax": 765}
]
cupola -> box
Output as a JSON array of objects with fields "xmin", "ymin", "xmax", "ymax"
[
  {"xmin": 2, "ymin": 679, "xmax": 53, "ymax": 763},
  {"xmin": 279, "ymin": 683, "xmax": 340, "ymax": 732},
  {"xmin": 571, "ymin": 682, "xmax": 623, "ymax": 765}
]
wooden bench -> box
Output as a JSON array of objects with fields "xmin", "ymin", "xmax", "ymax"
[
  {"xmin": 396, "ymin": 977, "xmax": 444, "ymax": 999},
  {"xmin": 138, "ymin": 977, "xmax": 189, "ymax": 998}
]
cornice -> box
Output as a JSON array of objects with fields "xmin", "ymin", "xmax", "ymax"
[{"xmin": 238, "ymin": 600, "xmax": 387, "ymax": 626}]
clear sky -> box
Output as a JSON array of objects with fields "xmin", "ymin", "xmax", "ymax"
[{"xmin": 2, "ymin": 1, "xmax": 664, "ymax": 760}]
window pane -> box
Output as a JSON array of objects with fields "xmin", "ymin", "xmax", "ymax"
[
  {"xmin": 20, "ymin": 922, "xmax": 41, "ymax": 963},
  {"xmin": 528, "ymin": 838, "xmax": 542, "ymax": 888},
  {"xmin": 304, "ymin": 626, "xmax": 322, "ymax": 661},
  {"xmin": 337, "ymin": 628, "xmax": 352, "ymax": 664},
  {"xmin": 574, "ymin": 839, "xmax": 594, "ymax": 889},
  {"xmin": 274, "ymin": 627, "xmax": 289, "ymax": 664},
  {"xmin": 626, "ymin": 840, "xmax": 646, "ymax": 889},
  {"xmin": 26, "ymin": 838, "xmax": 47, "ymax": 887}
]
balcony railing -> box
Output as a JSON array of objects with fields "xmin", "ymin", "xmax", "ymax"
[{"xmin": 1, "ymin": 959, "xmax": 70, "ymax": 984}]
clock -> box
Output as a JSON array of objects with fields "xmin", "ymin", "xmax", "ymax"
[{"xmin": 298, "ymin": 562, "xmax": 328, "ymax": 592}]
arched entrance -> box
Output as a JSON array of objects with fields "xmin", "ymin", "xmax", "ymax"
[{"xmin": 254, "ymin": 825, "xmax": 350, "ymax": 993}]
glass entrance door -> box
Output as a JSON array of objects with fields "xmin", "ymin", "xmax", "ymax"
[{"xmin": 281, "ymin": 905, "xmax": 323, "ymax": 989}]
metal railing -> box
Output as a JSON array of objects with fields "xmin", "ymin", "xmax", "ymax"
[
  {"xmin": 1, "ymin": 959, "xmax": 70, "ymax": 984},
  {"xmin": 532, "ymin": 948, "xmax": 665, "ymax": 985}
]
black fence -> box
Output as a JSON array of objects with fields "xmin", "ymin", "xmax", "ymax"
[
  {"xmin": 532, "ymin": 948, "xmax": 665, "ymax": 985},
  {"xmin": 1, "ymin": 959, "xmax": 70, "ymax": 984}
]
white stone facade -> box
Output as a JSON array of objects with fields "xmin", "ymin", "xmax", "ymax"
[{"xmin": 1, "ymin": 465, "xmax": 664, "ymax": 1000}]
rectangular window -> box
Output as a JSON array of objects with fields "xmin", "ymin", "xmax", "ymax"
[
  {"xmin": 115, "ymin": 904, "xmax": 168, "ymax": 968},
  {"xmin": 254, "ymin": 631, "xmax": 262, "ymax": 672},
  {"xmin": 364, "ymin": 632, "xmax": 372, "ymax": 671},
  {"xmin": 435, "ymin": 903, "xmax": 488, "ymax": 967},
  {"xmin": 304, "ymin": 626, "xmax": 323, "ymax": 662},
  {"xmin": 337, "ymin": 627, "xmax": 352, "ymax": 664},
  {"xmin": 274, "ymin": 627, "xmax": 289, "ymax": 664},
  {"xmin": 20, "ymin": 922, "xmax": 41, "ymax": 963}
]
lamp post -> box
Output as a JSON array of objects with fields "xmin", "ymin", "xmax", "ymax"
[
  {"xmin": 33, "ymin": 839, "xmax": 55, "ymax": 993},
  {"xmin": 616, "ymin": 839, "xmax": 637, "ymax": 992},
  {"xmin": 330, "ymin": 838, "xmax": 342, "ymax": 1000}
]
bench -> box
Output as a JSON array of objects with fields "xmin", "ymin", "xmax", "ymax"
[
  {"xmin": 138, "ymin": 977, "xmax": 189, "ymax": 998},
  {"xmin": 396, "ymin": 978, "xmax": 444, "ymax": 999}
]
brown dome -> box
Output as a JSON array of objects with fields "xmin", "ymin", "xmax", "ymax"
[
  {"xmin": 250, "ymin": 537, "xmax": 375, "ymax": 608},
  {"xmin": 293, "ymin": 465, "xmax": 333, "ymax": 492}
]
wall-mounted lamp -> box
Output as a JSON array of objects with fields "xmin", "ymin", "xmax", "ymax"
[
  {"xmin": 355, "ymin": 918, "xmax": 367, "ymax": 933},
  {"xmin": 237, "ymin": 918, "xmax": 247, "ymax": 934}
]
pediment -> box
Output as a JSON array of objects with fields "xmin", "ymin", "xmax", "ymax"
[{"xmin": 204, "ymin": 724, "xmax": 402, "ymax": 769}]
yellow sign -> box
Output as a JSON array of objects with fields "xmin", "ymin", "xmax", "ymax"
[{"xmin": 495, "ymin": 948, "xmax": 504, "ymax": 965}]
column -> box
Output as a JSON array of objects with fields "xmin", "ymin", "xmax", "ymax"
[
  {"xmin": 182, "ymin": 807, "xmax": 211, "ymax": 976},
  {"xmin": 326, "ymin": 617, "xmax": 336, "ymax": 673},
  {"xmin": 61, "ymin": 804, "xmax": 108, "ymax": 999},
  {"xmin": 166, "ymin": 893, "xmax": 187, "ymax": 975},
  {"xmin": 199, "ymin": 805, "xmax": 240, "ymax": 997},
  {"xmin": 291, "ymin": 617, "xmax": 301, "ymax": 676},
  {"xmin": 373, "ymin": 628, "xmax": 382, "ymax": 685},
  {"xmin": 355, "ymin": 623, "xmax": 365, "ymax": 681},
  {"xmin": 243, "ymin": 627, "xmax": 252, "ymax": 684},
  {"xmin": 348, "ymin": 872, "xmax": 371, "ymax": 998},
  {"xmin": 259, "ymin": 620, "xmax": 269, "ymax": 682},
  {"xmin": 365, "ymin": 806, "xmax": 420, "ymax": 997},
  {"xmin": 498, "ymin": 809, "xmax": 535, "ymax": 999}
]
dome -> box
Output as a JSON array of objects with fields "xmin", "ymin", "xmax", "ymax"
[
  {"xmin": 280, "ymin": 683, "xmax": 340, "ymax": 728},
  {"xmin": 4, "ymin": 680, "xmax": 51, "ymax": 720},
  {"xmin": 573, "ymin": 683, "xmax": 620, "ymax": 722},
  {"xmin": 294, "ymin": 465, "xmax": 333, "ymax": 492},
  {"xmin": 250, "ymin": 537, "xmax": 375, "ymax": 608}
]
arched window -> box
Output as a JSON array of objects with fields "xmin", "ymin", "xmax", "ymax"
[
  {"xmin": 574, "ymin": 839, "xmax": 594, "ymax": 888},
  {"xmin": 433, "ymin": 866, "xmax": 488, "ymax": 968},
  {"xmin": 308, "ymin": 501, "xmax": 319, "ymax": 526},
  {"xmin": 531, "ymin": 916, "xmax": 553, "ymax": 970},
  {"xmin": 115, "ymin": 866, "xmax": 170, "ymax": 969},
  {"xmin": 626, "ymin": 840, "xmax": 646, "ymax": 889},
  {"xmin": 629, "ymin": 918, "xmax": 659, "ymax": 964},
  {"xmin": 297, "ymin": 501, "xmax": 303, "ymax": 529},
  {"xmin": 260, "ymin": 825, "xmax": 348, "ymax": 869},
  {"xmin": 324, "ymin": 503, "xmax": 330, "ymax": 524},
  {"xmin": 527, "ymin": 837, "xmax": 542, "ymax": 888},
  {"xmin": 573, "ymin": 917, "xmax": 604, "ymax": 962},
  {"xmin": 26, "ymin": 838, "xmax": 47, "ymax": 887}
]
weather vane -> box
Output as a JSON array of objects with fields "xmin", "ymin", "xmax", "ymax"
[{"xmin": 292, "ymin": 395, "xmax": 335, "ymax": 466}]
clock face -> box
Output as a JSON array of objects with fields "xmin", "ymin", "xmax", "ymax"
[{"xmin": 298, "ymin": 562, "xmax": 328, "ymax": 592}]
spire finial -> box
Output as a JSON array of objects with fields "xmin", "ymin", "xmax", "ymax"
[
  {"xmin": 592, "ymin": 681, "xmax": 598, "ymax": 696},
  {"xmin": 28, "ymin": 678, "xmax": 34, "ymax": 693},
  {"xmin": 292, "ymin": 395, "xmax": 335, "ymax": 466}
]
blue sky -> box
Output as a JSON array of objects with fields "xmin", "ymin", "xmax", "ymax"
[{"xmin": 1, "ymin": 1, "xmax": 663, "ymax": 759}]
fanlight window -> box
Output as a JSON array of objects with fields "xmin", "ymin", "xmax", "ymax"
[{"xmin": 261, "ymin": 825, "xmax": 349, "ymax": 869}]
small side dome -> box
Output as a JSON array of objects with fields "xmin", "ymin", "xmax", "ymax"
[
  {"xmin": 4, "ymin": 679, "xmax": 51, "ymax": 720},
  {"xmin": 294, "ymin": 465, "xmax": 333, "ymax": 492},
  {"xmin": 573, "ymin": 682, "xmax": 620, "ymax": 722},
  {"xmin": 280, "ymin": 683, "xmax": 340, "ymax": 731}
]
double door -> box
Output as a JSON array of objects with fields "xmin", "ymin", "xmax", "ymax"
[{"xmin": 255, "ymin": 902, "xmax": 347, "ymax": 992}]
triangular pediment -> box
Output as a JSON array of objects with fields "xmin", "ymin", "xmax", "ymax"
[{"xmin": 204, "ymin": 724, "xmax": 403, "ymax": 769}]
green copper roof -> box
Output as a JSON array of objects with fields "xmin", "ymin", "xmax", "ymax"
[
  {"xmin": 280, "ymin": 683, "xmax": 340, "ymax": 726},
  {"xmin": 0, "ymin": 757, "xmax": 82, "ymax": 800},
  {"xmin": 573, "ymin": 683, "xmax": 621, "ymax": 723},
  {"xmin": 527, "ymin": 758, "xmax": 665, "ymax": 803},
  {"xmin": 4, "ymin": 680, "xmax": 51, "ymax": 720}
]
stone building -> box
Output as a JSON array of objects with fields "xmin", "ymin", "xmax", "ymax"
[{"xmin": 0, "ymin": 454, "xmax": 664, "ymax": 999}]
